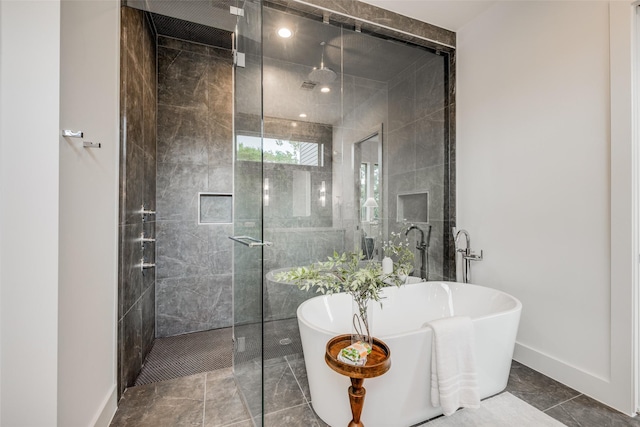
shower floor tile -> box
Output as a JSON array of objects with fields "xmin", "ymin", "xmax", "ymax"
[
  {"xmin": 134, "ymin": 327, "xmax": 233, "ymax": 386},
  {"xmin": 134, "ymin": 318, "xmax": 302, "ymax": 387}
]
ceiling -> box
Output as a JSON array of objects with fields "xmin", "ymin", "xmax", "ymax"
[{"xmin": 127, "ymin": 0, "xmax": 237, "ymax": 32}]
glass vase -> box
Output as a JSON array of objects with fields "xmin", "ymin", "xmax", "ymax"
[{"xmin": 351, "ymin": 296, "xmax": 374, "ymax": 349}]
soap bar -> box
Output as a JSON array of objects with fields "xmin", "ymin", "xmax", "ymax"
[{"xmin": 338, "ymin": 341, "xmax": 372, "ymax": 366}]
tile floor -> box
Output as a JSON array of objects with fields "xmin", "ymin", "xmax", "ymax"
[
  {"xmin": 505, "ymin": 361, "xmax": 640, "ymax": 427},
  {"xmin": 110, "ymin": 354, "xmax": 640, "ymax": 427}
]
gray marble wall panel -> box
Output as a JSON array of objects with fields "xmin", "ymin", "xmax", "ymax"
[
  {"xmin": 156, "ymin": 162, "xmax": 208, "ymax": 221},
  {"xmin": 156, "ymin": 275, "xmax": 232, "ymax": 336},
  {"xmin": 263, "ymin": 228, "xmax": 345, "ymax": 274},
  {"xmin": 263, "ymin": 228, "xmax": 345, "ymax": 321},
  {"xmin": 416, "ymin": 109, "xmax": 446, "ymax": 169},
  {"xmin": 233, "ymin": 115, "xmax": 336, "ymax": 322},
  {"xmin": 388, "ymin": 123, "xmax": 417, "ymax": 174},
  {"xmin": 333, "ymin": 73, "xmax": 389, "ymax": 253},
  {"xmin": 233, "ymin": 268, "xmax": 263, "ymax": 326},
  {"xmin": 388, "ymin": 63, "xmax": 417, "ymax": 132},
  {"xmin": 118, "ymin": 6, "xmax": 157, "ymax": 398},
  {"xmin": 233, "ymin": 161, "xmax": 262, "ymax": 224},
  {"xmin": 416, "ymin": 55, "xmax": 447, "ymax": 119},
  {"xmin": 156, "ymin": 36, "xmax": 234, "ymax": 337},
  {"xmin": 157, "ymin": 106, "xmax": 209, "ymax": 165},
  {"xmin": 330, "ymin": 42, "xmax": 453, "ymax": 281},
  {"xmin": 234, "ymin": 116, "xmax": 333, "ymax": 229},
  {"xmin": 387, "ymin": 50, "xmax": 451, "ymax": 281},
  {"xmin": 267, "ymin": 0, "xmax": 456, "ymax": 281},
  {"xmin": 119, "ymin": 303, "xmax": 142, "ymax": 390},
  {"xmin": 120, "ymin": 222, "xmax": 143, "ymax": 316},
  {"xmin": 140, "ymin": 284, "xmax": 156, "ymax": 359},
  {"xmin": 200, "ymin": 195, "xmax": 233, "ymax": 224},
  {"xmin": 156, "ymin": 220, "xmax": 211, "ymax": 280}
]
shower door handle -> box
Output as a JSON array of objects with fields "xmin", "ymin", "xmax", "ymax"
[{"xmin": 229, "ymin": 235, "xmax": 272, "ymax": 247}]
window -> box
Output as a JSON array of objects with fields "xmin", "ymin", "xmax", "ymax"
[
  {"xmin": 360, "ymin": 162, "xmax": 379, "ymax": 221},
  {"xmin": 236, "ymin": 135, "xmax": 323, "ymax": 166}
]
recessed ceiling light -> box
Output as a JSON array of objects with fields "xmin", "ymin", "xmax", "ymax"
[
  {"xmin": 277, "ymin": 27, "xmax": 292, "ymax": 38},
  {"xmin": 320, "ymin": 87, "xmax": 330, "ymax": 93},
  {"xmin": 291, "ymin": 122, "xmax": 298, "ymax": 127},
  {"xmin": 299, "ymin": 113, "xmax": 307, "ymax": 118}
]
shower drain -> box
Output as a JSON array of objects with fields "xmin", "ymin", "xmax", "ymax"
[{"xmin": 279, "ymin": 338, "xmax": 292, "ymax": 346}]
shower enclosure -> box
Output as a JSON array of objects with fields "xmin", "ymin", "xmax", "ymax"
[{"xmin": 119, "ymin": 0, "xmax": 455, "ymax": 424}]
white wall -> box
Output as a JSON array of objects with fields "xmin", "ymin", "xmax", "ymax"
[
  {"xmin": 457, "ymin": 1, "xmax": 635, "ymax": 414},
  {"xmin": 0, "ymin": 1, "xmax": 119, "ymax": 426},
  {"xmin": 0, "ymin": 1, "xmax": 61, "ymax": 425},
  {"xmin": 58, "ymin": 1, "xmax": 119, "ymax": 426}
]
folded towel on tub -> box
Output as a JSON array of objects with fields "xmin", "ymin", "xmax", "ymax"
[{"xmin": 428, "ymin": 315, "xmax": 480, "ymax": 416}]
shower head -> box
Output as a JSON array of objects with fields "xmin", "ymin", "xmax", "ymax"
[
  {"xmin": 308, "ymin": 42, "xmax": 336, "ymax": 84},
  {"xmin": 308, "ymin": 67, "xmax": 337, "ymax": 84}
]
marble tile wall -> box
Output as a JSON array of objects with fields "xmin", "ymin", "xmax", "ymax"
[
  {"xmin": 332, "ymin": 74, "xmax": 389, "ymax": 254},
  {"xmin": 263, "ymin": 228, "xmax": 345, "ymax": 321},
  {"xmin": 155, "ymin": 36, "xmax": 234, "ymax": 337},
  {"xmin": 264, "ymin": 117, "xmax": 333, "ymax": 229},
  {"xmin": 387, "ymin": 50, "xmax": 454, "ymax": 281},
  {"xmin": 262, "ymin": 0, "xmax": 457, "ymax": 280},
  {"xmin": 118, "ymin": 7, "xmax": 157, "ymax": 398},
  {"xmin": 233, "ymin": 115, "xmax": 336, "ymax": 323}
]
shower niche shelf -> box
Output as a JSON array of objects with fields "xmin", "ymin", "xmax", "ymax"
[
  {"xmin": 397, "ymin": 191, "xmax": 429, "ymax": 223},
  {"xmin": 199, "ymin": 193, "xmax": 233, "ymax": 224}
]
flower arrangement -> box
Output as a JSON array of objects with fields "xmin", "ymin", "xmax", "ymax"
[
  {"xmin": 275, "ymin": 229, "xmax": 415, "ymax": 345},
  {"xmin": 382, "ymin": 230, "xmax": 416, "ymax": 275}
]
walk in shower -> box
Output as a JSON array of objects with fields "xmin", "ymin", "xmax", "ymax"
[{"xmin": 117, "ymin": 0, "xmax": 455, "ymax": 424}]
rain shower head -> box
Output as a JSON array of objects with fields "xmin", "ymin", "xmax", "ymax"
[
  {"xmin": 308, "ymin": 42, "xmax": 336, "ymax": 84},
  {"xmin": 308, "ymin": 67, "xmax": 337, "ymax": 84}
]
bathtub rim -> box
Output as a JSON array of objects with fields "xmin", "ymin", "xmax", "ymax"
[{"xmin": 296, "ymin": 281, "xmax": 523, "ymax": 341}]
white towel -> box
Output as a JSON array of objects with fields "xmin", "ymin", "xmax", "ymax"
[{"xmin": 429, "ymin": 316, "xmax": 480, "ymax": 416}]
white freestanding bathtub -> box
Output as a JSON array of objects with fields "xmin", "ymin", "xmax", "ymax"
[{"xmin": 297, "ymin": 281, "xmax": 522, "ymax": 427}]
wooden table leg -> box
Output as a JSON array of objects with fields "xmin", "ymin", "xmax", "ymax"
[{"xmin": 347, "ymin": 377, "xmax": 366, "ymax": 427}]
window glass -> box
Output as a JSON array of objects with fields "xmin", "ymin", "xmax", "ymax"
[{"xmin": 237, "ymin": 135, "xmax": 321, "ymax": 166}]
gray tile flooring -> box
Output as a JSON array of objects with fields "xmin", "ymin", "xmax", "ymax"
[
  {"xmin": 111, "ymin": 346, "xmax": 640, "ymax": 427},
  {"xmin": 505, "ymin": 361, "xmax": 640, "ymax": 427},
  {"xmin": 110, "ymin": 354, "xmax": 326, "ymax": 427}
]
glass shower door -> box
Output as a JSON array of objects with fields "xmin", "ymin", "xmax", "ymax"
[{"xmin": 231, "ymin": 0, "xmax": 265, "ymax": 424}]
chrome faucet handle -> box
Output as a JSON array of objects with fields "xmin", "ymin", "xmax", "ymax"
[{"xmin": 464, "ymin": 250, "xmax": 483, "ymax": 261}]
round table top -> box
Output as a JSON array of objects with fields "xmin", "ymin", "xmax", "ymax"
[{"xmin": 325, "ymin": 334, "xmax": 391, "ymax": 379}]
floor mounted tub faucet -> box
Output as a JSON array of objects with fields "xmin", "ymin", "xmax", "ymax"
[
  {"xmin": 453, "ymin": 228, "xmax": 483, "ymax": 283},
  {"xmin": 405, "ymin": 224, "xmax": 432, "ymax": 280}
]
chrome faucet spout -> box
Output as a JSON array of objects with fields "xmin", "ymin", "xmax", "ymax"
[
  {"xmin": 454, "ymin": 229, "xmax": 470, "ymax": 254},
  {"xmin": 453, "ymin": 228, "xmax": 482, "ymax": 283},
  {"xmin": 405, "ymin": 225, "xmax": 425, "ymax": 244}
]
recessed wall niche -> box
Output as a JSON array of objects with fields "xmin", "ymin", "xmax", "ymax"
[
  {"xmin": 397, "ymin": 191, "xmax": 429, "ymax": 223},
  {"xmin": 199, "ymin": 193, "xmax": 233, "ymax": 224}
]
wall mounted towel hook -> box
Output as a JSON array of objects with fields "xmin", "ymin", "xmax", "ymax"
[
  {"xmin": 62, "ymin": 129, "xmax": 83, "ymax": 138},
  {"xmin": 62, "ymin": 129, "xmax": 101, "ymax": 148}
]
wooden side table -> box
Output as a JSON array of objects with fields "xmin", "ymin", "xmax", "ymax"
[{"xmin": 325, "ymin": 334, "xmax": 391, "ymax": 427}]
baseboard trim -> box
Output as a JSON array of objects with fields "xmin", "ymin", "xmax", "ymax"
[
  {"xmin": 513, "ymin": 342, "xmax": 637, "ymax": 416},
  {"xmin": 91, "ymin": 385, "xmax": 117, "ymax": 427}
]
